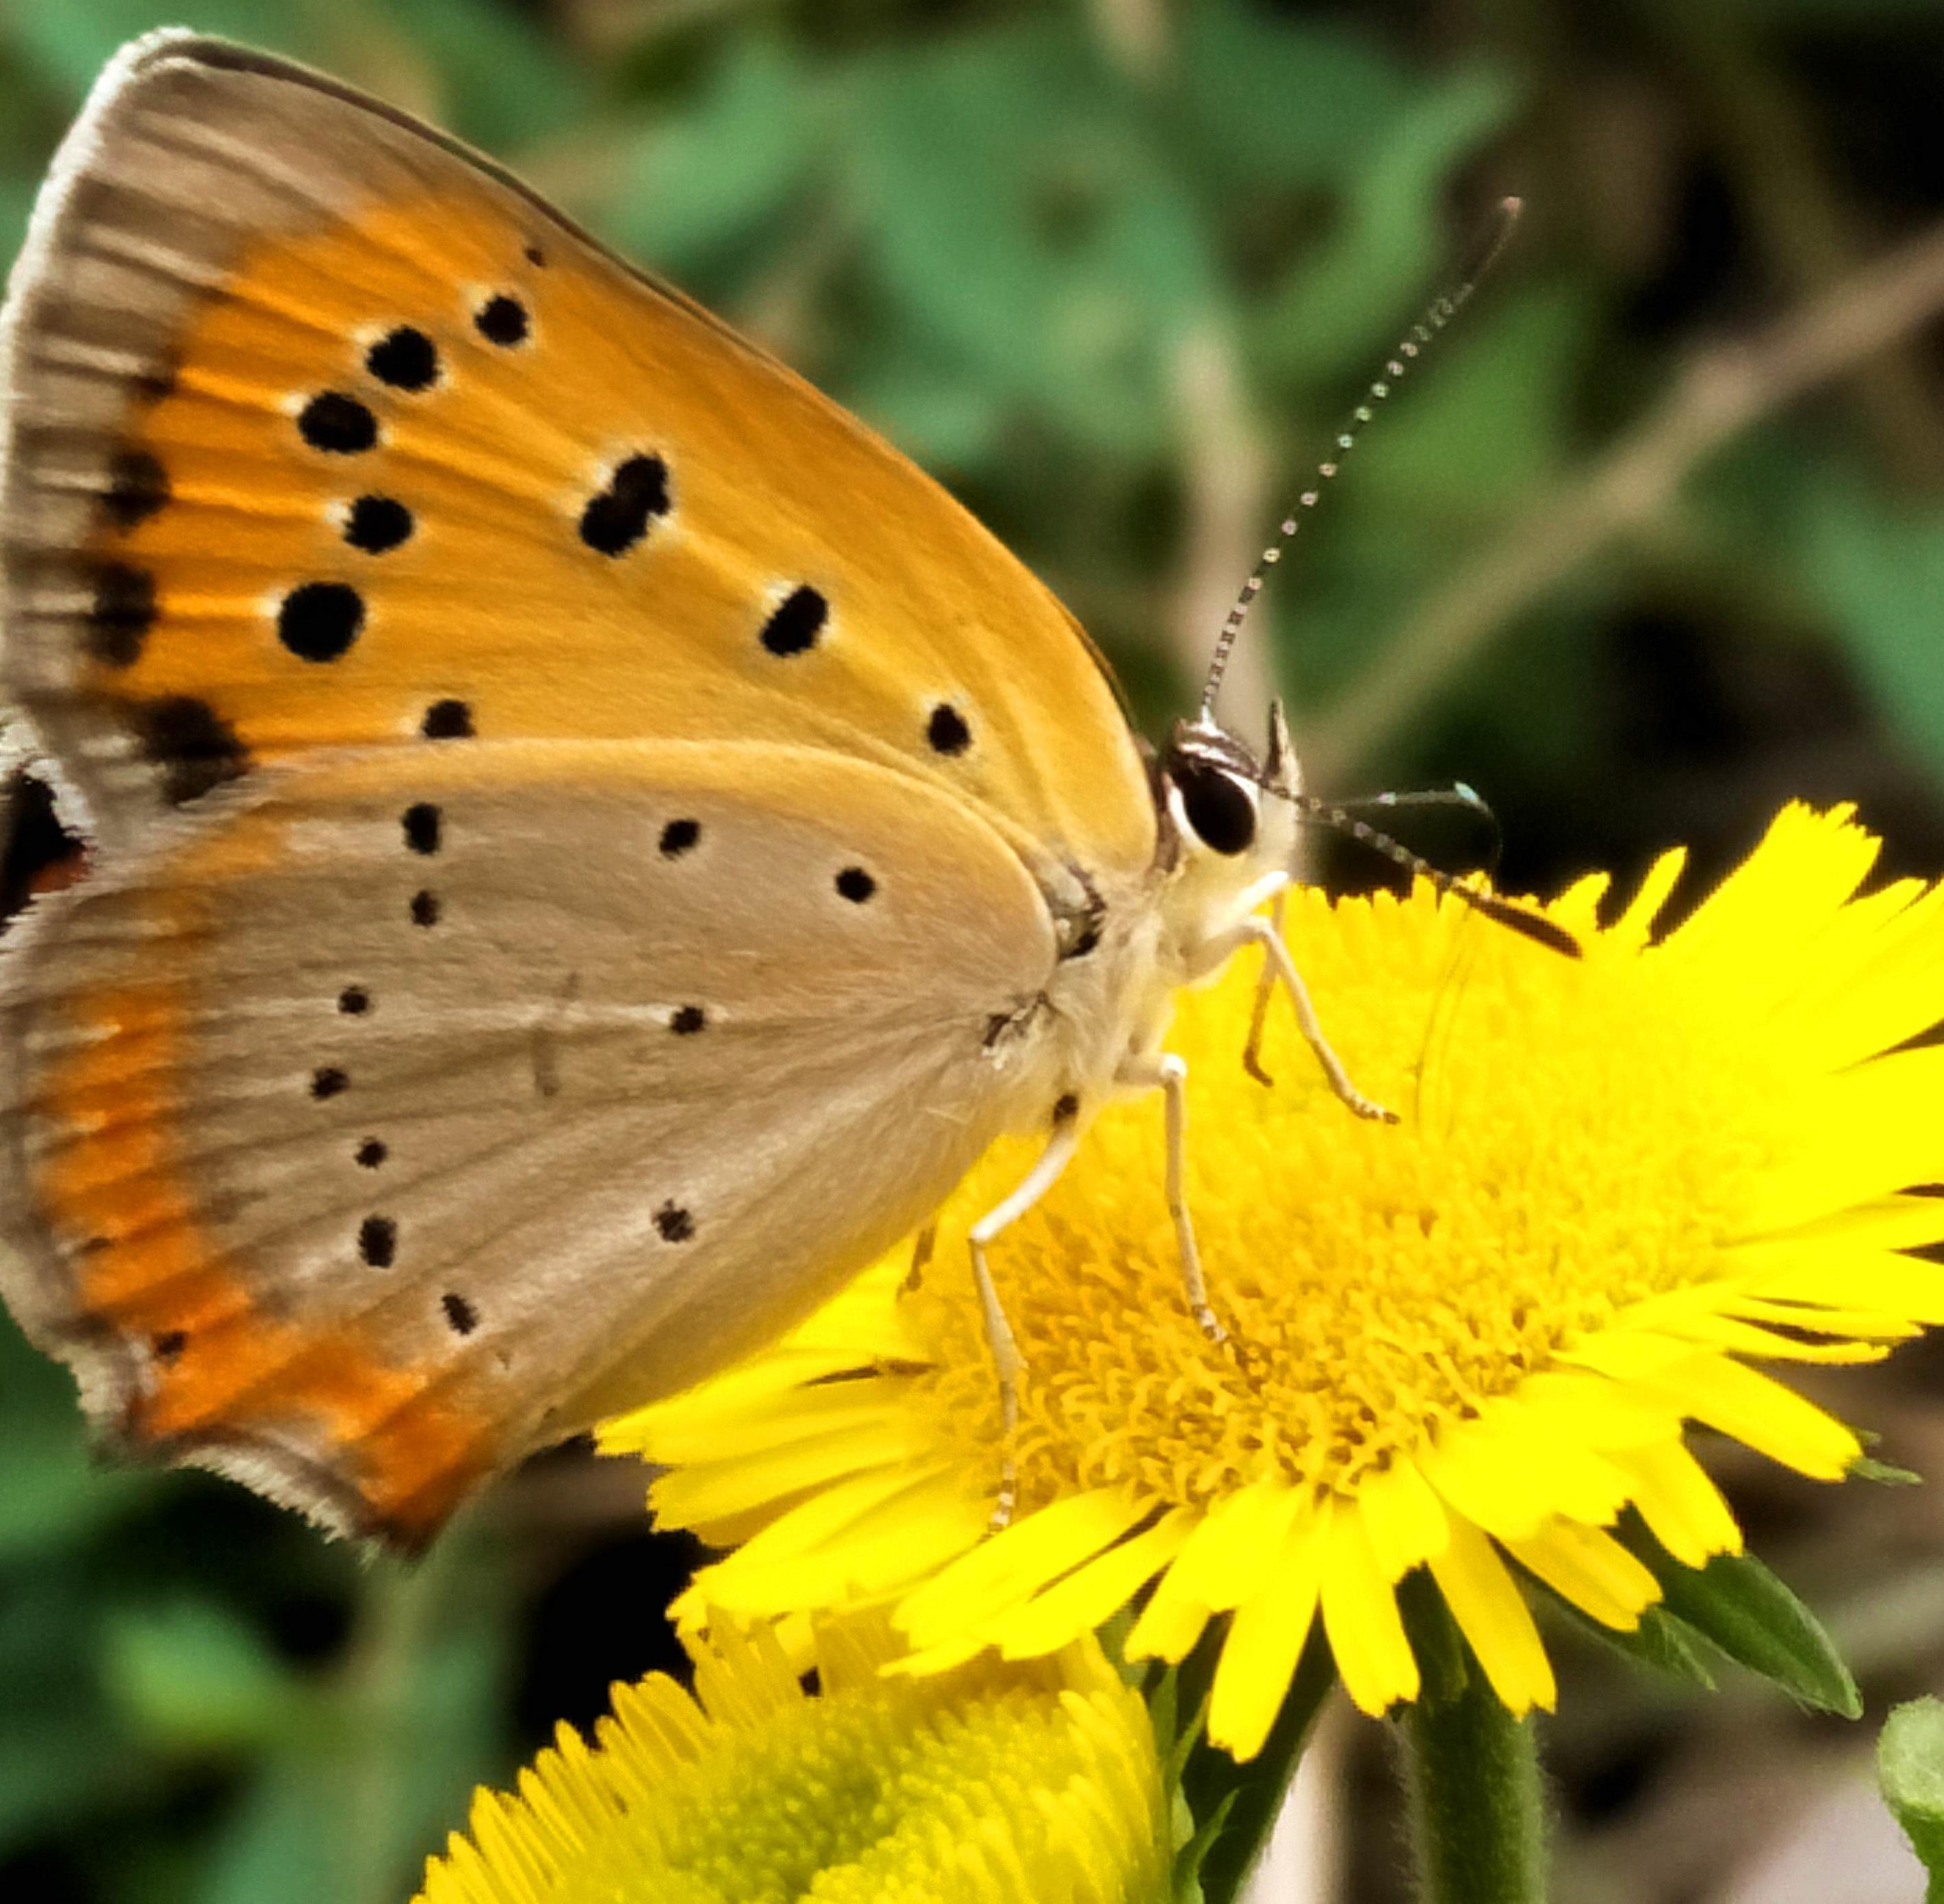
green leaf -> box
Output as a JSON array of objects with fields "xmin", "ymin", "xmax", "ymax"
[
  {"xmin": 105, "ymin": 1601, "xmax": 312, "ymax": 1755},
  {"xmin": 847, "ymin": 16, "xmax": 1223, "ymax": 455},
  {"xmin": 600, "ymin": 38, "xmax": 817, "ymax": 279},
  {"xmin": 195, "ymin": 1759, "xmax": 348, "ymax": 1904},
  {"xmin": 1880, "ymin": 1697, "xmax": 1944, "ymax": 1903},
  {"xmin": 1348, "ymin": 279, "xmax": 1594, "ymax": 516},
  {"xmin": 0, "ymin": 1699, "xmax": 148, "ymax": 1853},
  {"xmin": 1172, "ymin": 1789, "xmax": 1238, "ymax": 1904},
  {"xmin": 0, "ymin": 1417, "xmax": 153, "ymax": 1560},
  {"xmin": 0, "ymin": 1314, "xmax": 157, "ymax": 1558},
  {"xmin": 1255, "ymin": 62, "xmax": 1520, "ymax": 387},
  {"xmin": 0, "ymin": 1, "xmax": 585, "ymax": 149},
  {"xmin": 366, "ymin": 0, "xmax": 590, "ymax": 149},
  {"xmin": 1175, "ymin": 0, "xmax": 1416, "ymax": 194},
  {"xmin": 0, "ymin": 1572, "xmax": 147, "ymax": 1851},
  {"xmin": 1533, "ymin": 1580, "xmax": 1719, "ymax": 1692},
  {"xmin": 1620, "ymin": 1520, "xmax": 1861, "ymax": 1717},
  {"xmin": 1801, "ymin": 470, "xmax": 1944, "ymax": 791},
  {"xmin": 0, "ymin": 1, "xmax": 311, "ymax": 99}
]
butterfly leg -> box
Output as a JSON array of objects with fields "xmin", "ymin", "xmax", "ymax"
[
  {"xmin": 969, "ymin": 1114, "xmax": 1082, "ymax": 1530},
  {"xmin": 904, "ymin": 1223, "xmax": 936, "ymax": 1292},
  {"xmin": 1205, "ymin": 915, "xmax": 1398, "ymax": 1124},
  {"xmin": 1118, "ymin": 1051, "xmax": 1225, "ymax": 1345},
  {"xmin": 1241, "ymin": 890, "xmax": 1287, "ymax": 1086}
]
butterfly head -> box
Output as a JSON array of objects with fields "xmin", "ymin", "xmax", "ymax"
[{"xmin": 1158, "ymin": 702, "xmax": 1302, "ymax": 934}]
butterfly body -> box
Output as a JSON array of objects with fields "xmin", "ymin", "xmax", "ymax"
[{"xmin": 0, "ymin": 32, "xmax": 1325, "ymax": 1544}]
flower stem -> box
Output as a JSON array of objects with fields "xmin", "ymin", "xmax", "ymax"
[{"xmin": 1401, "ymin": 1668, "xmax": 1548, "ymax": 1904}]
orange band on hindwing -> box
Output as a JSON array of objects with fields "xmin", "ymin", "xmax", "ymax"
[{"xmin": 30, "ymin": 935, "xmax": 492, "ymax": 1543}]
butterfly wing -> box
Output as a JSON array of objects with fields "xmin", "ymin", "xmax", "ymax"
[
  {"xmin": 1, "ymin": 739, "xmax": 1058, "ymax": 1543},
  {"xmin": 0, "ymin": 31, "xmax": 1155, "ymax": 906}
]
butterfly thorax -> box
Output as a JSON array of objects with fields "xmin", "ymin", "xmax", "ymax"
[{"xmin": 1008, "ymin": 715, "xmax": 1299, "ymax": 1132}]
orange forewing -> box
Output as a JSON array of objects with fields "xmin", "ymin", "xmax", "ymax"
[{"xmin": 84, "ymin": 186, "xmax": 1153, "ymax": 884}]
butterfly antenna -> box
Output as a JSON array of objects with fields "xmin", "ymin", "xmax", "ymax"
[
  {"xmin": 1335, "ymin": 782, "xmax": 1505, "ymax": 876},
  {"xmin": 1289, "ymin": 789, "xmax": 1581, "ymax": 958},
  {"xmin": 1198, "ymin": 195, "xmax": 1524, "ymax": 720}
]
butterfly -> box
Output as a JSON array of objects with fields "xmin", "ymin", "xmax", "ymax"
[{"xmin": 0, "ymin": 31, "xmax": 1560, "ymax": 1548}]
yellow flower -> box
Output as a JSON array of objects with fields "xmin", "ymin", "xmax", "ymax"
[
  {"xmin": 413, "ymin": 1617, "xmax": 1171, "ymax": 1904},
  {"xmin": 603, "ymin": 804, "xmax": 1944, "ymax": 1759}
]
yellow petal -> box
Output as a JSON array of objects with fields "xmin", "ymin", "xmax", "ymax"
[
  {"xmin": 987, "ymin": 1509, "xmax": 1194, "ymax": 1660},
  {"xmin": 1208, "ymin": 1501, "xmax": 1331, "ymax": 1760},
  {"xmin": 1514, "ymin": 1369, "xmax": 1680, "ymax": 1451},
  {"xmin": 1121, "ymin": 1582, "xmax": 1213, "ymax": 1668},
  {"xmin": 1143, "ymin": 1476, "xmax": 1308, "ymax": 1614},
  {"xmin": 1642, "ymin": 1355, "xmax": 1859, "ymax": 1479},
  {"xmin": 648, "ymin": 1413, "xmax": 928, "ymax": 1525},
  {"xmin": 1612, "ymin": 847, "xmax": 1687, "ymax": 945},
  {"xmin": 1320, "ymin": 1504, "xmax": 1420, "ymax": 1716},
  {"xmin": 1610, "ymin": 1439, "xmax": 1741, "ymax": 1568},
  {"xmin": 1503, "ymin": 1519, "xmax": 1659, "ymax": 1629},
  {"xmin": 896, "ymin": 1489, "xmax": 1149, "ymax": 1647},
  {"xmin": 1356, "ymin": 1456, "xmax": 1450, "ymax": 1579},
  {"xmin": 683, "ymin": 1464, "xmax": 972, "ymax": 1619},
  {"xmin": 1741, "ymin": 1247, "xmax": 1944, "ymax": 1321},
  {"xmin": 1419, "ymin": 1423, "xmax": 1558, "ymax": 1543},
  {"xmin": 1427, "ymin": 1518, "xmax": 1556, "ymax": 1714}
]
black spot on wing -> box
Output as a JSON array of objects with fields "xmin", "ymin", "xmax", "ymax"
[
  {"xmin": 422, "ymin": 699, "xmax": 473, "ymax": 739},
  {"xmin": 338, "ymin": 987, "xmax": 370, "ymax": 1015},
  {"xmin": 153, "ymin": 1329, "xmax": 186, "ymax": 1363},
  {"xmin": 402, "ymin": 804, "xmax": 442, "ymax": 855},
  {"xmin": 359, "ymin": 1215, "xmax": 396, "ymax": 1268},
  {"xmin": 654, "ymin": 1201, "xmax": 694, "ymax": 1243},
  {"xmin": 134, "ymin": 697, "xmax": 250, "ymax": 805},
  {"xmin": 298, "ymin": 392, "xmax": 378, "ymax": 454},
  {"xmin": 278, "ymin": 582, "xmax": 363, "ymax": 662},
  {"xmin": 134, "ymin": 358, "xmax": 177, "ymax": 403},
  {"xmin": 659, "ymin": 818, "xmax": 700, "ymax": 858},
  {"xmin": 669, "ymin": 1004, "xmax": 706, "ymax": 1034},
  {"xmin": 579, "ymin": 455, "xmax": 669, "ymax": 557},
  {"xmin": 346, "ymin": 496, "xmax": 412, "ymax": 553},
  {"xmin": 88, "ymin": 563, "xmax": 155, "ymax": 667},
  {"xmin": 366, "ymin": 327, "xmax": 439, "ymax": 392},
  {"xmin": 355, "ymin": 1138, "xmax": 387, "ymax": 1169},
  {"xmin": 101, "ymin": 449, "xmax": 169, "ymax": 530},
  {"xmin": 835, "ymin": 866, "xmax": 875, "ymax": 904},
  {"xmin": 475, "ymin": 295, "xmax": 529, "ymax": 346},
  {"xmin": 442, "ymin": 1291, "xmax": 478, "ymax": 1335},
  {"xmin": 311, "ymin": 1067, "xmax": 348, "ymax": 1100},
  {"xmin": 760, "ymin": 586, "xmax": 826, "ymax": 657},
  {"xmin": 410, "ymin": 890, "xmax": 439, "ymax": 927},
  {"xmin": 926, "ymin": 702, "xmax": 971, "ymax": 755}
]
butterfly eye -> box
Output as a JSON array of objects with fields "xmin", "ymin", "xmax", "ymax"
[{"xmin": 1172, "ymin": 758, "xmax": 1257, "ymax": 856}]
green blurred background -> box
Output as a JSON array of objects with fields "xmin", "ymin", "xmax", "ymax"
[{"xmin": 7, "ymin": 1, "xmax": 1944, "ymax": 1899}]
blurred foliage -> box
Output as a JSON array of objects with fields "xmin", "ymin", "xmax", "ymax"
[
  {"xmin": 1882, "ymin": 1697, "xmax": 1944, "ymax": 1901},
  {"xmin": 7, "ymin": 1, "xmax": 1944, "ymax": 1900}
]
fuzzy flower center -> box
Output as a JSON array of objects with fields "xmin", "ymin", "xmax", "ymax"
[
  {"xmin": 910, "ymin": 891, "xmax": 1776, "ymax": 1512},
  {"xmin": 416, "ymin": 1627, "xmax": 1169, "ymax": 1904},
  {"xmin": 652, "ymin": 1685, "xmax": 1131, "ymax": 1901}
]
